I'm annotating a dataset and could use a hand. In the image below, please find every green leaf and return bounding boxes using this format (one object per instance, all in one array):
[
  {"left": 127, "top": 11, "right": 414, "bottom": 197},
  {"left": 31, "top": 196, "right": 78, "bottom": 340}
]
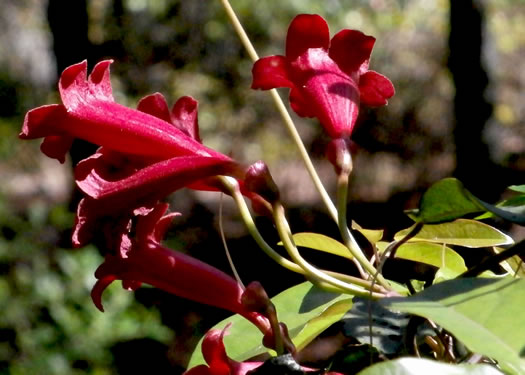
[
  {"left": 509, "top": 185, "right": 525, "bottom": 194},
  {"left": 394, "top": 219, "right": 513, "bottom": 248},
  {"left": 187, "top": 281, "right": 351, "bottom": 367},
  {"left": 415, "top": 178, "right": 485, "bottom": 224},
  {"left": 293, "top": 298, "right": 352, "bottom": 351},
  {"left": 380, "top": 278, "right": 525, "bottom": 374},
  {"left": 279, "top": 232, "right": 353, "bottom": 260},
  {"left": 343, "top": 297, "right": 410, "bottom": 355},
  {"left": 357, "top": 357, "right": 504, "bottom": 375},
  {"left": 378, "top": 242, "right": 467, "bottom": 280},
  {"left": 352, "top": 221, "right": 384, "bottom": 245},
  {"left": 474, "top": 198, "right": 525, "bottom": 226}
]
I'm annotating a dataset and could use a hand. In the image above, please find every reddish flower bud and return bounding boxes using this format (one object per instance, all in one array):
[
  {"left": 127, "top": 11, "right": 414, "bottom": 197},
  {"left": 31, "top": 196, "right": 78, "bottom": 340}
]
[{"left": 244, "top": 161, "right": 280, "bottom": 204}]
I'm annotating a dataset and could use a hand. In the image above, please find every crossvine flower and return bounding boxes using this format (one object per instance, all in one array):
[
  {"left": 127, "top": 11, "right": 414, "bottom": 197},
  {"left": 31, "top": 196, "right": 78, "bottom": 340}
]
[
  {"left": 185, "top": 325, "right": 344, "bottom": 375},
  {"left": 20, "top": 60, "right": 229, "bottom": 163},
  {"left": 251, "top": 14, "right": 395, "bottom": 139},
  {"left": 92, "top": 203, "right": 271, "bottom": 335}
]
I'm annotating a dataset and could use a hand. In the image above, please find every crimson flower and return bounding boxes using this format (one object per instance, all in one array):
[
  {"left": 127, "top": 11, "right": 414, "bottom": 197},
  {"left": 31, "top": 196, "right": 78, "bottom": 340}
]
[
  {"left": 251, "top": 14, "right": 394, "bottom": 139},
  {"left": 20, "top": 60, "right": 228, "bottom": 163},
  {"left": 92, "top": 203, "right": 271, "bottom": 335},
  {"left": 184, "top": 327, "right": 262, "bottom": 375},
  {"left": 185, "top": 326, "right": 344, "bottom": 375}
]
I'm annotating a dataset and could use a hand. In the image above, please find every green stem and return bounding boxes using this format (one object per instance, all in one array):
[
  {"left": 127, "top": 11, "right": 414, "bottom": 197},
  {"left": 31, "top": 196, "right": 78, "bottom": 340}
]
[
  {"left": 335, "top": 153, "right": 391, "bottom": 289},
  {"left": 219, "top": 177, "right": 383, "bottom": 293},
  {"left": 273, "top": 201, "right": 384, "bottom": 299},
  {"left": 219, "top": 0, "right": 338, "bottom": 223}
]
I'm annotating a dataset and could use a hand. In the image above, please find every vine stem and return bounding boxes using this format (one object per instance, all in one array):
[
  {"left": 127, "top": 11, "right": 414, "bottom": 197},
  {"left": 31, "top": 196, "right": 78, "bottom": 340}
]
[
  {"left": 219, "top": 176, "right": 385, "bottom": 294},
  {"left": 335, "top": 155, "right": 391, "bottom": 289},
  {"left": 273, "top": 201, "right": 384, "bottom": 299},
  {"left": 218, "top": 0, "right": 338, "bottom": 223}
]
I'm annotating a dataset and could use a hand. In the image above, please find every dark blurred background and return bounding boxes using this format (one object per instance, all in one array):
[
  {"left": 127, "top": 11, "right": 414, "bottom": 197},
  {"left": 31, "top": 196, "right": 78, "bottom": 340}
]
[{"left": 1, "top": 0, "right": 524, "bottom": 373}]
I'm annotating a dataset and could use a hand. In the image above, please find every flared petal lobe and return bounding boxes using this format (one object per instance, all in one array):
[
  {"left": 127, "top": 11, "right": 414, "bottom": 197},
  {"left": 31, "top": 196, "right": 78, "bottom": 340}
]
[
  {"left": 251, "top": 56, "right": 294, "bottom": 90},
  {"left": 184, "top": 327, "right": 262, "bottom": 375},
  {"left": 59, "top": 60, "right": 114, "bottom": 110},
  {"left": 328, "top": 29, "right": 375, "bottom": 75},
  {"left": 285, "top": 14, "right": 330, "bottom": 60},
  {"left": 358, "top": 70, "right": 395, "bottom": 107}
]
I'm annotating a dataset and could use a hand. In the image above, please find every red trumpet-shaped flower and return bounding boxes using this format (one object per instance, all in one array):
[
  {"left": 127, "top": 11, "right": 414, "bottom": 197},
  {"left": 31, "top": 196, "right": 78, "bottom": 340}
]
[
  {"left": 251, "top": 14, "right": 394, "bottom": 139},
  {"left": 184, "top": 327, "right": 262, "bottom": 375},
  {"left": 20, "top": 60, "right": 228, "bottom": 163},
  {"left": 92, "top": 203, "right": 271, "bottom": 335},
  {"left": 184, "top": 326, "right": 344, "bottom": 375}
]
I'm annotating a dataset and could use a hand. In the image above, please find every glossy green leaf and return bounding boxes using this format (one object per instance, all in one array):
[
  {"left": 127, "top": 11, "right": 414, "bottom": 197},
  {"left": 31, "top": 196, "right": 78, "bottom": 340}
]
[
  {"left": 352, "top": 221, "right": 384, "bottom": 245},
  {"left": 415, "top": 178, "right": 485, "bottom": 224},
  {"left": 381, "top": 277, "right": 525, "bottom": 374},
  {"left": 293, "top": 298, "right": 352, "bottom": 351},
  {"left": 187, "top": 281, "right": 351, "bottom": 367},
  {"left": 509, "top": 185, "right": 525, "bottom": 194},
  {"left": 357, "top": 357, "right": 504, "bottom": 375},
  {"left": 394, "top": 219, "right": 513, "bottom": 248},
  {"left": 279, "top": 232, "right": 353, "bottom": 260},
  {"left": 378, "top": 242, "right": 467, "bottom": 279}
]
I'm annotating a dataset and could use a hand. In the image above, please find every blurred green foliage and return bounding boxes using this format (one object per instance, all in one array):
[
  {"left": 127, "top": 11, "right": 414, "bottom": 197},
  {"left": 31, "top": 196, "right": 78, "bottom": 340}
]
[{"left": 0, "top": 199, "right": 171, "bottom": 374}]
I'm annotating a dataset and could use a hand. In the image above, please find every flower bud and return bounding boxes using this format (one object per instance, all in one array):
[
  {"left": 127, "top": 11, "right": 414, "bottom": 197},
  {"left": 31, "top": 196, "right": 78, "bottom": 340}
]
[
  {"left": 241, "top": 281, "right": 271, "bottom": 314},
  {"left": 244, "top": 161, "right": 280, "bottom": 204}
]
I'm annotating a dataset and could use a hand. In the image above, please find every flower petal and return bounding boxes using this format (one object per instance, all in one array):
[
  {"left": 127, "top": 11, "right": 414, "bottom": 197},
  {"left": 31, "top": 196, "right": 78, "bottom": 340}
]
[
  {"left": 91, "top": 275, "right": 117, "bottom": 312},
  {"left": 329, "top": 29, "right": 375, "bottom": 75},
  {"left": 201, "top": 328, "right": 232, "bottom": 375},
  {"left": 40, "top": 135, "right": 74, "bottom": 164},
  {"left": 359, "top": 70, "right": 395, "bottom": 107},
  {"left": 59, "top": 60, "right": 114, "bottom": 111},
  {"left": 293, "top": 49, "right": 360, "bottom": 138},
  {"left": 75, "top": 153, "right": 240, "bottom": 208},
  {"left": 171, "top": 96, "right": 201, "bottom": 142},
  {"left": 135, "top": 202, "right": 180, "bottom": 244},
  {"left": 286, "top": 14, "right": 330, "bottom": 61},
  {"left": 137, "top": 92, "right": 172, "bottom": 123},
  {"left": 20, "top": 105, "right": 75, "bottom": 162},
  {"left": 20, "top": 104, "right": 67, "bottom": 139},
  {"left": 289, "top": 87, "right": 317, "bottom": 118},
  {"left": 88, "top": 60, "right": 114, "bottom": 101},
  {"left": 138, "top": 94, "right": 201, "bottom": 142},
  {"left": 251, "top": 56, "right": 293, "bottom": 90}
]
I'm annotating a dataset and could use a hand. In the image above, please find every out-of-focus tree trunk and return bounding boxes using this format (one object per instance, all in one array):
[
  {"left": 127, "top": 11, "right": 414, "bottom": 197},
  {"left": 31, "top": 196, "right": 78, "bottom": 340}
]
[
  {"left": 47, "top": 0, "right": 91, "bottom": 74},
  {"left": 448, "top": 0, "right": 511, "bottom": 200},
  {"left": 47, "top": 0, "right": 97, "bottom": 167}
]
